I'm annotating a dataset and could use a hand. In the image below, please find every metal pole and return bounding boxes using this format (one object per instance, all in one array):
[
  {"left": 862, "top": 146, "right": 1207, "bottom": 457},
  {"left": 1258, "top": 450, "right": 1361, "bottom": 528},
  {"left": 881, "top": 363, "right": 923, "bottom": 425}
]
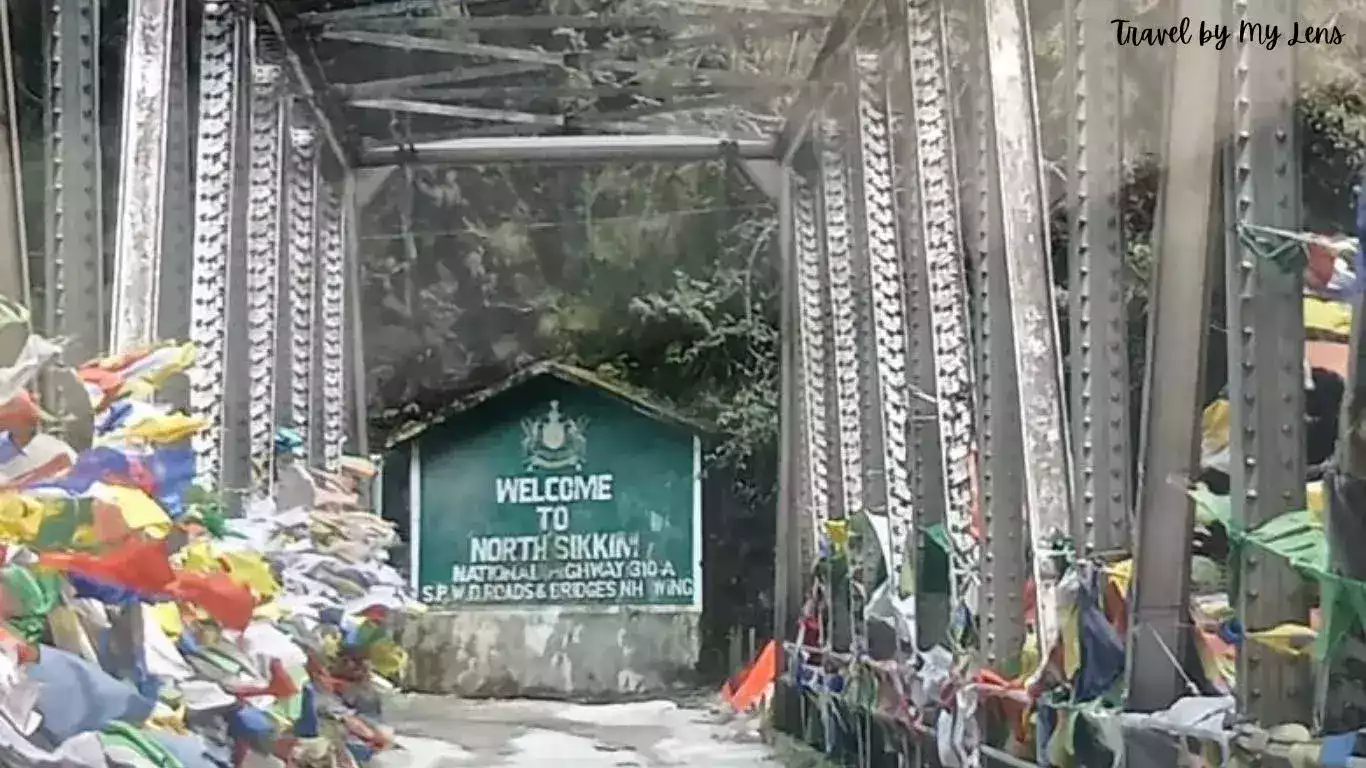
[
  {"left": 886, "top": 33, "right": 950, "bottom": 650},
  {"left": 1063, "top": 0, "right": 1130, "bottom": 557},
  {"left": 847, "top": 46, "right": 914, "bottom": 613},
  {"left": 982, "top": 0, "right": 1074, "bottom": 662},
  {"left": 952, "top": 0, "right": 1025, "bottom": 673},
  {"left": 792, "top": 163, "right": 835, "bottom": 569},
  {"left": 359, "top": 135, "right": 776, "bottom": 167},
  {"left": 0, "top": 0, "right": 26, "bottom": 306},
  {"left": 246, "top": 61, "right": 286, "bottom": 486},
  {"left": 1127, "top": 11, "right": 1221, "bottom": 711},
  {"left": 284, "top": 118, "right": 319, "bottom": 463},
  {"left": 44, "top": 0, "right": 104, "bottom": 366},
  {"left": 314, "top": 180, "right": 346, "bottom": 470},
  {"left": 111, "top": 0, "right": 177, "bottom": 353},
  {"left": 903, "top": 0, "right": 980, "bottom": 642},
  {"left": 1223, "top": 0, "right": 1309, "bottom": 726},
  {"left": 772, "top": 161, "right": 800, "bottom": 732},
  {"left": 189, "top": 0, "right": 247, "bottom": 489},
  {"left": 342, "top": 170, "right": 370, "bottom": 457},
  {"left": 158, "top": 0, "right": 193, "bottom": 392},
  {"left": 816, "top": 112, "right": 862, "bottom": 654}
]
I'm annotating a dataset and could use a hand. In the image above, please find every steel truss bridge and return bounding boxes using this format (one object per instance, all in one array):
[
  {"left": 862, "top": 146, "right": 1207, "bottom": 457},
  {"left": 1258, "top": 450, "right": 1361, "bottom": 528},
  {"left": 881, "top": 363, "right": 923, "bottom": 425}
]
[{"left": 0, "top": 0, "right": 1348, "bottom": 762}]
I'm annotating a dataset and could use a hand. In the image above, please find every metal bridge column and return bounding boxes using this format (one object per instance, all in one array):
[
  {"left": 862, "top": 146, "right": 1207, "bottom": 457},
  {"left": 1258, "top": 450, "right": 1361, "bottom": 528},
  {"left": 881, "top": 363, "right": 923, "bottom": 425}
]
[
  {"left": 342, "top": 172, "right": 370, "bottom": 459},
  {"left": 314, "top": 179, "right": 347, "bottom": 470},
  {"left": 280, "top": 119, "right": 319, "bottom": 467},
  {"left": 1223, "top": 0, "right": 1310, "bottom": 726},
  {"left": 982, "top": 0, "right": 1075, "bottom": 663},
  {"left": 189, "top": 0, "right": 254, "bottom": 496},
  {"left": 885, "top": 39, "right": 949, "bottom": 650},
  {"left": 950, "top": 0, "right": 1026, "bottom": 673},
  {"left": 791, "top": 155, "right": 839, "bottom": 647},
  {"left": 158, "top": 0, "right": 193, "bottom": 404},
  {"left": 814, "top": 108, "right": 868, "bottom": 653},
  {"left": 845, "top": 45, "right": 915, "bottom": 646},
  {"left": 1127, "top": 5, "right": 1221, "bottom": 711},
  {"left": 1063, "top": 0, "right": 1130, "bottom": 558},
  {"left": 111, "top": 0, "right": 179, "bottom": 354},
  {"left": 245, "top": 58, "right": 287, "bottom": 488},
  {"left": 44, "top": 0, "right": 104, "bottom": 367},
  {"left": 900, "top": 0, "right": 980, "bottom": 648}
]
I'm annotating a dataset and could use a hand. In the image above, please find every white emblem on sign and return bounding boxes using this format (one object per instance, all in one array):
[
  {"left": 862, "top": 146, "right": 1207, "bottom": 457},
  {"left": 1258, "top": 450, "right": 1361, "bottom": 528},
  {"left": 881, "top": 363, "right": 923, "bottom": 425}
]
[{"left": 521, "top": 400, "right": 588, "bottom": 471}]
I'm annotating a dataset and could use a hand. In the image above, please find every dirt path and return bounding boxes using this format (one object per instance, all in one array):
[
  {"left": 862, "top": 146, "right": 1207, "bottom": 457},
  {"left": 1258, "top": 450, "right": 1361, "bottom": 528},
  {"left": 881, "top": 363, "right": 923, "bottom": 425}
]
[{"left": 374, "top": 696, "right": 776, "bottom": 767}]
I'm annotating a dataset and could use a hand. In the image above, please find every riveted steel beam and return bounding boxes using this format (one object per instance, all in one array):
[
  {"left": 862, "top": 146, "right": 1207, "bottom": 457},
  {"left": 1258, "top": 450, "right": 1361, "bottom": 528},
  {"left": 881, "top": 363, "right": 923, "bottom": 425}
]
[
  {"left": 774, "top": 162, "right": 805, "bottom": 683},
  {"left": 44, "top": 0, "right": 104, "bottom": 367},
  {"left": 159, "top": 0, "right": 193, "bottom": 378},
  {"left": 982, "top": 0, "right": 1074, "bottom": 660},
  {"left": 792, "top": 161, "right": 836, "bottom": 564},
  {"left": 902, "top": 0, "right": 979, "bottom": 645},
  {"left": 816, "top": 115, "right": 864, "bottom": 529},
  {"left": 111, "top": 0, "right": 178, "bottom": 353},
  {"left": 1127, "top": 10, "right": 1221, "bottom": 712},
  {"left": 282, "top": 118, "right": 320, "bottom": 465},
  {"left": 189, "top": 0, "right": 250, "bottom": 491},
  {"left": 359, "top": 135, "right": 775, "bottom": 167},
  {"left": 814, "top": 111, "right": 866, "bottom": 656},
  {"left": 1223, "top": 0, "right": 1310, "bottom": 725},
  {"left": 1063, "top": 0, "right": 1130, "bottom": 557},
  {"left": 949, "top": 0, "right": 1025, "bottom": 672},
  {"left": 246, "top": 60, "right": 287, "bottom": 487},
  {"left": 314, "top": 181, "right": 346, "bottom": 470},
  {"left": 342, "top": 171, "right": 369, "bottom": 458},
  {"left": 882, "top": 35, "right": 950, "bottom": 650},
  {"left": 846, "top": 48, "right": 915, "bottom": 607}
]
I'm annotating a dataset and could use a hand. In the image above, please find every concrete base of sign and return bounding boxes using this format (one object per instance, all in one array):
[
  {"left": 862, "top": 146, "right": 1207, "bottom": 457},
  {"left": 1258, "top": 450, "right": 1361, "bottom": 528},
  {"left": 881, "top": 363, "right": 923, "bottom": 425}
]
[{"left": 401, "top": 608, "right": 701, "bottom": 699}]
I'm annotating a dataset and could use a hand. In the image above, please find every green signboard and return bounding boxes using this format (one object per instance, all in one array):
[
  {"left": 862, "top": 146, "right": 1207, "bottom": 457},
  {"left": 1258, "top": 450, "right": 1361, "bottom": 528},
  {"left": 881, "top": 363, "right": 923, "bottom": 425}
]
[{"left": 414, "top": 377, "right": 701, "bottom": 609}]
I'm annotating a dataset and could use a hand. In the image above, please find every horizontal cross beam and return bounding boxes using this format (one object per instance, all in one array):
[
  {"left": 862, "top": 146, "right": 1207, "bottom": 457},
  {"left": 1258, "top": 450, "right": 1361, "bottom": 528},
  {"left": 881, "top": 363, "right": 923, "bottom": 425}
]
[{"left": 358, "top": 133, "right": 775, "bottom": 166}]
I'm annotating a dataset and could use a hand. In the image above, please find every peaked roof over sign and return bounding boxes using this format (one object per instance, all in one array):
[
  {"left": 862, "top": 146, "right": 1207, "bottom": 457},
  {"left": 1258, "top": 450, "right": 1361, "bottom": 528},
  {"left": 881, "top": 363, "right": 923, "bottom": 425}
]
[{"left": 384, "top": 359, "right": 710, "bottom": 449}]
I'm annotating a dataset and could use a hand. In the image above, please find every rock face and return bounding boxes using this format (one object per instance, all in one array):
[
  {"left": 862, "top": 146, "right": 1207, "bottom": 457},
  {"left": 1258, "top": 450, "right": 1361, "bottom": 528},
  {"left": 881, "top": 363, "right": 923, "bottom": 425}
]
[{"left": 402, "top": 609, "right": 700, "bottom": 699}]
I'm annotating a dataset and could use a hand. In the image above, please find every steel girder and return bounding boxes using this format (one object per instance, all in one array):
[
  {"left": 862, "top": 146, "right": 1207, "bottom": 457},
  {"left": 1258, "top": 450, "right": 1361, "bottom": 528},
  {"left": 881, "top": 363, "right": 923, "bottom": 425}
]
[
  {"left": 791, "top": 159, "right": 835, "bottom": 567},
  {"left": 283, "top": 120, "right": 319, "bottom": 467},
  {"left": 1127, "top": 6, "right": 1221, "bottom": 712},
  {"left": 1063, "top": 0, "right": 1130, "bottom": 558},
  {"left": 813, "top": 112, "right": 864, "bottom": 654},
  {"left": 900, "top": 0, "right": 979, "bottom": 646},
  {"left": 189, "top": 1, "right": 248, "bottom": 491},
  {"left": 158, "top": 0, "right": 193, "bottom": 402},
  {"left": 246, "top": 61, "right": 287, "bottom": 486},
  {"left": 315, "top": 181, "right": 347, "bottom": 470},
  {"left": 111, "top": 0, "right": 179, "bottom": 353},
  {"left": 949, "top": 0, "right": 1025, "bottom": 672},
  {"left": 342, "top": 174, "right": 369, "bottom": 460},
  {"left": 1223, "top": 0, "right": 1310, "bottom": 725},
  {"left": 981, "top": 0, "right": 1074, "bottom": 663},
  {"left": 44, "top": 0, "right": 105, "bottom": 370},
  {"left": 845, "top": 48, "right": 914, "bottom": 632}
]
